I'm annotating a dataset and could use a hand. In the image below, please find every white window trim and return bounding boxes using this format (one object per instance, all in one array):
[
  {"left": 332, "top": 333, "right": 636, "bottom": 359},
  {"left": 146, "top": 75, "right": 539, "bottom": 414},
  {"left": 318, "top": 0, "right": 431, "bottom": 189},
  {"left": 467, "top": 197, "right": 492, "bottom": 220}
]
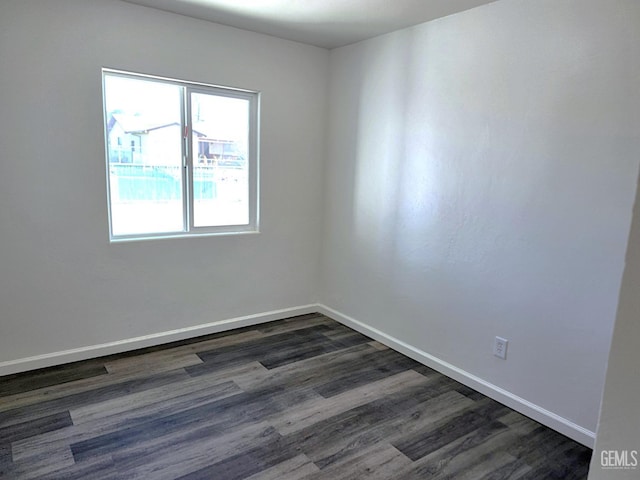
[{"left": 102, "top": 68, "right": 260, "bottom": 242}]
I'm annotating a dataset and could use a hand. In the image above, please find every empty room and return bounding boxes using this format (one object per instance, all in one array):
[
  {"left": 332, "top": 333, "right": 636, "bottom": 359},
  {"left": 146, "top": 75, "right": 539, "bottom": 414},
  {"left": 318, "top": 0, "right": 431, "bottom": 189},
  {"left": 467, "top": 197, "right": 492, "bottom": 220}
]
[{"left": 0, "top": 0, "right": 638, "bottom": 478}]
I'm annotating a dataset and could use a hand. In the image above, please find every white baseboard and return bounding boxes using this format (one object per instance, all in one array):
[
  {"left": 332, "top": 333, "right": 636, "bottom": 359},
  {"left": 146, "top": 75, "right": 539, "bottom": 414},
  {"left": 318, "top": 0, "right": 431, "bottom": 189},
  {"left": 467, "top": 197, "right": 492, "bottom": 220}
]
[
  {"left": 317, "top": 304, "right": 595, "bottom": 448},
  {"left": 0, "top": 305, "right": 318, "bottom": 377}
]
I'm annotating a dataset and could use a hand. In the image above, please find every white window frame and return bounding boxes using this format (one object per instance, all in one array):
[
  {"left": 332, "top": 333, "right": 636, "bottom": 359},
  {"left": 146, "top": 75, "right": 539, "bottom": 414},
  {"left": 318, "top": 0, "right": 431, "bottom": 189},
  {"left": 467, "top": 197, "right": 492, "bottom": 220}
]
[{"left": 102, "top": 68, "right": 260, "bottom": 242}]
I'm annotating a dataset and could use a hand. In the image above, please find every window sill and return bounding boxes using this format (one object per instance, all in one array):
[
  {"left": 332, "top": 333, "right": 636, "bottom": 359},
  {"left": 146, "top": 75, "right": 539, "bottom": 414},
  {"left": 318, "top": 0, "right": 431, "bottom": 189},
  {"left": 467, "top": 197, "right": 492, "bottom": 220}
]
[{"left": 109, "top": 229, "right": 260, "bottom": 243}]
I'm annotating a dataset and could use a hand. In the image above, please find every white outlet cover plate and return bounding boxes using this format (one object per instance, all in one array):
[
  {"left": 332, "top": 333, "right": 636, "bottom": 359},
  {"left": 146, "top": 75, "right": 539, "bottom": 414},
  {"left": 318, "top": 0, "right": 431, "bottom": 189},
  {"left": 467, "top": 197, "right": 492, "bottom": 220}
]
[{"left": 494, "top": 336, "right": 508, "bottom": 359}]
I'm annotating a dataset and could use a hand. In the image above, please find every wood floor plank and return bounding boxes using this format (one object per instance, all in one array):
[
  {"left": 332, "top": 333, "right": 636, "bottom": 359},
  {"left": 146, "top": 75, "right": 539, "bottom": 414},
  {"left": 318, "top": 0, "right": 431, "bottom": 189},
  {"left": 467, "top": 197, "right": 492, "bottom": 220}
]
[
  {"left": 453, "top": 383, "right": 488, "bottom": 401},
  {"left": 256, "top": 313, "right": 331, "bottom": 334},
  {"left": 0, "top": 362, "right": 107, "bottom": 398},
  {"left": 103, "top": 351, "right": 202, "bottom": 375},
  {"left": 185, "top": 325, "right": 338, "bottom": 376},
  {"left": 393, "top": 396, "right": 511, "bottom": 461},
  {"left": 0, "top": 313, "right": 592, "bottom": 480},
  {"left": 259, "top": 331, "right": 371, "bottom": 370},
  {"left": 479, "top": 457, "right": 532, "bottom": 480},
  {"left": 69, "top": 390, "right": 271, "bottom": 463},
  {"left": 317, "top": 322, "right": 364, "bottom": 340},
  {"left": 312, "top": 348, "right": 421, "bottom": 398},
  {"left": 412, "top": 363, "right": 443, "bottom": 379},
  {"left": 398, "top": 425, "right": 527, "bottom": 480},
  {"left": 231, "top": 343, "right": 379, "bottom": 392},
  {"left": 69, "top": 367, "right": 254, "bottom": 425},
  {"left": 275, "top": 379, "right": 462, "bottom": 462},
  {"left": 173, "top": 433, "right": 301, "bottom": 480},
  {"left": 408, "top": 450, "right": 518, "bottom": 480},
  {"left": 505, "top": 424, "right": 588, "bottom": 465},
  {"left": 144, "top": 329, "right": 266, "bottom": 358},
  {"left": 244, "top": 454, "right": 320, "bottom": 480},
  {"left": 0, "top": 369, "right": 190, "bottom": 429},
  {"left": 0, "top": 366, "right": 191, "bottom": 417},
  {"left": 113, "top": 422, "right": 280, "bottom": 480},
  {"left": 69, "top": 382, "right": 320, "bottom": 464},
  {"left": 277, "top": 380, "right": 464, "bottom": 461},
  {"left": 305, "top": 390, "right": 475, "bottom": 469},
  {"left": 368, "top": 340, "right": 389, "bottom": 350},
  {"left": 496, "top": 411, "right": 541, "bottom": 435},
  {"left": 273, "top": 369, "right": 430, "bottom": 435},
  {"left": 233, "top": 343, "right": 423, "bottom": 405},
  {"left": 0, "top": 443, "right": 13, "bottom": 479},
  {"left": 400, "top": 420, "right": 522, "bottom": 479},
  {"left": 304, "top": 443, "right": 412, "bottom": 480},
  {"left": 10, "top": 444, "right": 75, "bottom": 480},
  {"left": 197, "top": 325, "right": 333, "bottom": 359},
  {"left": 26, "top": 455, "right": 118, "bottom": 480},
  {"left": 0, "top": 411, "right": 72, "bottom": 444},
  {"left": 12, "top": 379, "right": 241, "bottom": 462},
  {"left": 511, "top": 436, "right": 592, "bottom": 480}
]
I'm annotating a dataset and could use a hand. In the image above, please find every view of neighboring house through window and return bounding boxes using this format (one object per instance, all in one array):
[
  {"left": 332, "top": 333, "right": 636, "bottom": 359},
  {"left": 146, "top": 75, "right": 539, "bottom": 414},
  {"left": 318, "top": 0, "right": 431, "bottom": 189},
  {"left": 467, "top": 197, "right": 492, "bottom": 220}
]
[{"left": 103, "top": 70, "right": 259, "bottom": 240}]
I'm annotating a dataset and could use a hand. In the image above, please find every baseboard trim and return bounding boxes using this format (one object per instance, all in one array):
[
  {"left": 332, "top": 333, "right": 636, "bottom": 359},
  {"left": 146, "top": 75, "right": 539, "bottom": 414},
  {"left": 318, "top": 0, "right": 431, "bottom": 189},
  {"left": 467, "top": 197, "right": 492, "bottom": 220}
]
[
  {"left": 317, "top": 304, "right": 596, "bottom": 448},
  {"left": 0, "top": 304, "right": 318, "bottom": 377}
]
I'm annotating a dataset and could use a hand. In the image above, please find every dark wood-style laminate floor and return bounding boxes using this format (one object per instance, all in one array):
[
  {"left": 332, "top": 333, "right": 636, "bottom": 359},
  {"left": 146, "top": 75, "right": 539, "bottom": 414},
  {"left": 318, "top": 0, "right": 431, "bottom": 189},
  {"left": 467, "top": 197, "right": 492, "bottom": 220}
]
[{"left": 0, "top": 313, "right": 591, "bottom": 479}]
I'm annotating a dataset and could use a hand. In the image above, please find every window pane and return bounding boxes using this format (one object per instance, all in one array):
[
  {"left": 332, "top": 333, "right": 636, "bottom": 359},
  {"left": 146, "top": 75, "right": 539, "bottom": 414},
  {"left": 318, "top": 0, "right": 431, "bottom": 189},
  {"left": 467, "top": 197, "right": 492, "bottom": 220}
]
[
  {"left": 105, "top": 75, "right": 184, "bottom": 236},
  {"left": 191, "top": 93, "right": 250, "bottom": 227}
]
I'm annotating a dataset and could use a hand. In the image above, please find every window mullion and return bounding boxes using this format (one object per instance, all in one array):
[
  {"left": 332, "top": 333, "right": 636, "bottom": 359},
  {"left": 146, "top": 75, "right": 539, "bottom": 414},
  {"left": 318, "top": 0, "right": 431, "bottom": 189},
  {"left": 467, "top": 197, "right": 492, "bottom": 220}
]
[{"left": 183, "top": 87, "right": 195, "bottom": 232}]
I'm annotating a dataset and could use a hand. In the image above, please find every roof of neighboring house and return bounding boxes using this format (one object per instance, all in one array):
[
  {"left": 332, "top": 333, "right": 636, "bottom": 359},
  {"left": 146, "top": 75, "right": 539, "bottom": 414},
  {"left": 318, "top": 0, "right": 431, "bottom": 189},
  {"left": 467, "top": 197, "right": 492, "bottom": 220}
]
[
  {"left": 110, "top": 113, "right": 174, "bottom": 133},
  {"left": 108, "top": 113, "right": 207, "bottom": 136},
  {"left": 192, "top": 121, "right": 244, "bottom": 142}
]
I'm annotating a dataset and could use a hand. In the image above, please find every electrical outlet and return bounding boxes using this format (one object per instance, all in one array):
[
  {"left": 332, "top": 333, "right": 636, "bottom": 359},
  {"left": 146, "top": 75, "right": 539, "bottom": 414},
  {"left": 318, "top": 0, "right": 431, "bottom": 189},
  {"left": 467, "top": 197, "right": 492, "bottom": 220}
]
[{"left": 494, "top": 336, "right": 508, "bottom": 360}]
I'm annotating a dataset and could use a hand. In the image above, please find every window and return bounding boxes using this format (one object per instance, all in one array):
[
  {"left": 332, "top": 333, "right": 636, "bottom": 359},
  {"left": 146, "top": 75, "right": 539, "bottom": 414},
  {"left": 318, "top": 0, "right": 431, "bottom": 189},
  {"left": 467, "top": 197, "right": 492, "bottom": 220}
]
[{"left": 102, "top": 69, "right": 259, "bottom": 241}]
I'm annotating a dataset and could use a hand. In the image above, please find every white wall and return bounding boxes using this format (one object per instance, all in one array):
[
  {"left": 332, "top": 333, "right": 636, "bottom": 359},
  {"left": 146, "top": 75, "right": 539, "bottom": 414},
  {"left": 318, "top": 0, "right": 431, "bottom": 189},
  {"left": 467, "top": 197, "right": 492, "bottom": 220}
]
[
  {"left": 321, "top": 0, "right": 640, "bottom": 437},
  {"left": 0, "top": 0, "right": 328, "bottom": 366},
  {"left": 589, "top": 175, "right": 640, "bottom": 478}
]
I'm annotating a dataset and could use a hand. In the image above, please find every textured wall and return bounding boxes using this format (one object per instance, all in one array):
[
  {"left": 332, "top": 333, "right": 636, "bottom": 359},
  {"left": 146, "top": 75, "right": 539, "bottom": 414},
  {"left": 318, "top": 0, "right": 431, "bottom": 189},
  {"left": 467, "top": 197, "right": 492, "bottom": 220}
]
[
  {"left": 321, "top": 0, "right": 640, "bottom": 434},
  {"left": 0, "top": 0, "right": 328, "bottom": 363},
  {"left": 589, "top": 175, "right": 640, "bottom": 477}
]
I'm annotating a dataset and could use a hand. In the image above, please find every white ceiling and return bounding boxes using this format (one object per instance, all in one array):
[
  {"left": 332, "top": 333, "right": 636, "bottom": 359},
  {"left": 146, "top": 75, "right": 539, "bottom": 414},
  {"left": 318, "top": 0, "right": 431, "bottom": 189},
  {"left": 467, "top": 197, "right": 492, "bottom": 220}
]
[{"left": 121, "top": 0, "right": 499, "bottom": 49}]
